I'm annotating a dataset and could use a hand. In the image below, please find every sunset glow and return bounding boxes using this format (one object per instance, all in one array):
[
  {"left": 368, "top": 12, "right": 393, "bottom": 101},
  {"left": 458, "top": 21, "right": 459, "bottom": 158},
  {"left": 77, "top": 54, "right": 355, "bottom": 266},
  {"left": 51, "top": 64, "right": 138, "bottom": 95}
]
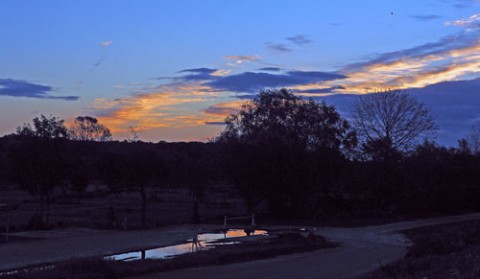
[{"left": 1, "top": 1, "right": 480, "bottom": 145}]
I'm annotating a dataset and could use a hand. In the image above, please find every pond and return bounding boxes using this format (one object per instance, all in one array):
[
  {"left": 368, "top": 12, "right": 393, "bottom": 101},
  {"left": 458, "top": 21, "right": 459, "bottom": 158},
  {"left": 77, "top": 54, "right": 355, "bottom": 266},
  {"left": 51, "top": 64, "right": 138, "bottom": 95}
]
[{"left": 106, "top": 229, "right": 268, "bottom": 261}]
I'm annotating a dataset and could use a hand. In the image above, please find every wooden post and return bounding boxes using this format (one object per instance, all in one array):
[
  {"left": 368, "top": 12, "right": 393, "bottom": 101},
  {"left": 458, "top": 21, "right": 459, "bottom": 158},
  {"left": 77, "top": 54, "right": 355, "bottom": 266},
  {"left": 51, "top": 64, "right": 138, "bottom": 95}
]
[
  {"left": 5, "top": 210, "right": 10, "bottom": 243},
  {"left": 223, "top": 216, "right": 227, "bottom": 228},
  {"left": 251, "top": 214, "right": 256, "bottom": 226},
  {"left": 123, "top": 210, "right": 127, "bottom": 231}
]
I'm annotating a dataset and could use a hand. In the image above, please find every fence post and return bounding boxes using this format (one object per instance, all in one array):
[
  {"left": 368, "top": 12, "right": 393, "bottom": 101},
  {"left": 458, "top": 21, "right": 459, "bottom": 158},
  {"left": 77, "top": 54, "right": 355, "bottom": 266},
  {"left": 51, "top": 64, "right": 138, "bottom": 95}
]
[
  {"left": 223, "top": 216, "right": 227, "bottom": 227},
  {"left": 5, "top": 210, "right": 10, "bottom": 243},
  {"left": 251, "top": 214, "right": 256, "bottom": 226}
]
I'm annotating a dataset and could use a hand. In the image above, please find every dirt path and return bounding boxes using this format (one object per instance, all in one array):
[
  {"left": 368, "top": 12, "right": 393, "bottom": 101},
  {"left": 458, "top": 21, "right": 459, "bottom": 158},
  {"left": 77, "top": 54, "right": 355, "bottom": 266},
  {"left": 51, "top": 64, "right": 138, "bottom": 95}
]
[
  {"left": 135, "top": 213, "right": 480, "bottom": 279},
  {"left": 1, "top": 213, "right": 480, "bottom": 277}
]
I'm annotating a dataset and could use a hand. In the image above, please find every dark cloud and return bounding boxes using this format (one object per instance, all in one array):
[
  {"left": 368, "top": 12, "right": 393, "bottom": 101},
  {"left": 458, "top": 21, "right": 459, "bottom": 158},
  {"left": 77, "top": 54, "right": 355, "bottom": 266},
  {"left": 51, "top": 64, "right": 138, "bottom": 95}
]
[
  {"left": 258, "top": 67, "right": 283, "bottom": 72},
  {"left": 288, "top": 71, "right": 346, "bottom": 81},
  {"left": 203, "top": 105, "right": 236, "bottom": 116},
  {"left": 235, "top": 94, "right": 256, "bottom": 99},
  {"left": 265, "top": 42, "right": 292, "bottom": 52},
  {"left": 410, "top": 14, "right": 443, "bottom": 21},
  {"left": 0, "top": 79, "right": 79, "bottom": 101},
  {"left": 207, "top": 71, "right": 346, "bottom": 93},
  {"left": 178, "top": 68, "right": 217, "bottom": 74},
  {"left": 296, "top": 86, "right": 345, "bottom": 94},
  {"left": 205, "top": 121, "right": 226, "bottom": 125},
  {"left": 176, "top": 67, "right": 218, "bottom": 81},
  {"left": 203, "top": 103, "right": 240, "bottom": 117},
  {"left": 286, "top": 35, "right": 313, "bottom": 45},
  {"left": 409, "top": 78, "right": 480, "bottom": 146}
]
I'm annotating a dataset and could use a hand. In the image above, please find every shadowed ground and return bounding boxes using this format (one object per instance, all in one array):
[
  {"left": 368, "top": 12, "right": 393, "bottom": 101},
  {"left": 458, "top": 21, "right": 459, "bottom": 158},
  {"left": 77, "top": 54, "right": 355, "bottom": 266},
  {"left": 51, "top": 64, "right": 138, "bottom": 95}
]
[
  {"left": 1, "top": 213, "right": 480, "bottom": 278},
  {"left": 133, "top": 213, "right": 480, "bottom": 279}
]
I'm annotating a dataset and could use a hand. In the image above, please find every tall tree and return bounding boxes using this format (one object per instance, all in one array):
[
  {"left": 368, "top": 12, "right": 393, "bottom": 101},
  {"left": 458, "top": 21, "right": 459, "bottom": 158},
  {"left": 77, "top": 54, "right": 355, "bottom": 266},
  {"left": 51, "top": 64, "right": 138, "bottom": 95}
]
[
  {"left": 466, "top": 125, "right": 480, "bottom": 155},
  {"left": 219, "top": 88, "right": 356, "bottom": 152},
  {"left": 352, "top": 90, "right": 437, "bottom": 157},
  {"left": 218, "top": 89, "right": 354, "bottom": 218},
  {"left": 16, "top": 115, "right": 68, "bottom": 139},
  {"left": 69, "top": 116, "right": 112, "bottom": 141}
]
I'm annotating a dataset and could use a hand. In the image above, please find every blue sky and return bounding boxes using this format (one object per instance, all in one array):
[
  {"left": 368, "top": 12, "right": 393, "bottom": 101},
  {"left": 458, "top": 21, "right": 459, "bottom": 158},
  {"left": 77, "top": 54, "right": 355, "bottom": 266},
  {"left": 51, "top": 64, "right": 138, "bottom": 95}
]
[{"left": 1, "top": 0, "right": 480, "bottom": 145}]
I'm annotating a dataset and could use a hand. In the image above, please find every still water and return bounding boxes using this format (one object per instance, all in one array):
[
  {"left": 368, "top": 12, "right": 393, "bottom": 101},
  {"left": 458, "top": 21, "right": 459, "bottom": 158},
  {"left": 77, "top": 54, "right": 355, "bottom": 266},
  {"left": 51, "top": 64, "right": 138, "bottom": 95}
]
[{"left": 107, "top": 229, "right": 268, "bottom": 261}]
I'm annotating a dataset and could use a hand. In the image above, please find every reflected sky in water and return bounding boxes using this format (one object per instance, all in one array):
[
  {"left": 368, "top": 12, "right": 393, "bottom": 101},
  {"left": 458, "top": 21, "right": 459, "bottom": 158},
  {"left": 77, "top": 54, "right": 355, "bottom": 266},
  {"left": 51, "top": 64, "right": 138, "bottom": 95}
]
[{"left": 107, "top": 229, "right": 268, "bottom": 261}]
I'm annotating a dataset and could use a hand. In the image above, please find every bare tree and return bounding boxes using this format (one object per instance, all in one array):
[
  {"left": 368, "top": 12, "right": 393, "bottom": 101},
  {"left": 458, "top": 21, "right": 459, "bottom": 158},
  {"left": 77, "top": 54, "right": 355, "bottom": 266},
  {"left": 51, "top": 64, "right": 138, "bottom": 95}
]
[
  {"left": 352, "top": 90, "right": 437, "bottom": 154},
  {"left": 69, "top": 116, "right": 112, "bottom": 141},
  {"left": 127, "top": 125, "right": 143, "bottom": 142},
  {"left": 465, "top": 125, "right": 480, "bottom": 154}
]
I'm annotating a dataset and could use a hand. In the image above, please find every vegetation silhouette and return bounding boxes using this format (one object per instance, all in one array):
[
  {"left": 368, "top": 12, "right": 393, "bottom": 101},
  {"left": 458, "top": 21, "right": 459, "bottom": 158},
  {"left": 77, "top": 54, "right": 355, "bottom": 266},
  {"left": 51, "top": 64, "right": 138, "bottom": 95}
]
[
  {"left": 0, "top": 89, "right": 479, "bottom": 230},
  {"left": 69, "top": 116, "right": 112, "bottom": 142},
  {"left": 352, "top": 89, "right": 437, "bottom": 161}
]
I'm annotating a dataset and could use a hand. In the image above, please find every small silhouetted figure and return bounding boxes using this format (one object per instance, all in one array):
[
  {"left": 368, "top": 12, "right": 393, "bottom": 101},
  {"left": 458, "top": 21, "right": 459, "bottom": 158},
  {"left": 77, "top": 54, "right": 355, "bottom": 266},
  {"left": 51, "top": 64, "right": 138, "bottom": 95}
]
[{"left": 192, "top": 234, "right": 202, "bottom": 251}]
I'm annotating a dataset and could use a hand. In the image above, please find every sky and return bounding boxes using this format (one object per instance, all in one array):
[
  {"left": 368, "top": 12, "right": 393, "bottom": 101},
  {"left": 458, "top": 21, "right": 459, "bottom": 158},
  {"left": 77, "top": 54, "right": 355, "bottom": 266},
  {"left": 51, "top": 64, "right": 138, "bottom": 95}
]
[{"left": 1, "top": 0, "right": 480, "bottom": 145}]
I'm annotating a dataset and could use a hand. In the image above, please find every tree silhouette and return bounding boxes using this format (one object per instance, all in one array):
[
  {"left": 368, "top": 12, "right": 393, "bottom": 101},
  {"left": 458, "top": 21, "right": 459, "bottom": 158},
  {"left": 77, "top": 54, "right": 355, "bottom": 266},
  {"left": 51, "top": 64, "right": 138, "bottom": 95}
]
[
  {"left": 219, "top": 89, "right": 354, "bottom": 218},
  {"left": 352, "top": 90, "right": 437, "bottom": 157},
  {"left": 69, "top": 116, "right": 112, "bottom": 141},
  {"left": 469, "top": 126, "right": 480, "bottom": 155},
  {"left": 7, "top": 138, "right": 69, "bottom": 227},
  {"left": 16, "top": 115, "right": 68, "bottom": 139},
  {"left": 219, "top": 88, "right": 356, "bottom": 152}
]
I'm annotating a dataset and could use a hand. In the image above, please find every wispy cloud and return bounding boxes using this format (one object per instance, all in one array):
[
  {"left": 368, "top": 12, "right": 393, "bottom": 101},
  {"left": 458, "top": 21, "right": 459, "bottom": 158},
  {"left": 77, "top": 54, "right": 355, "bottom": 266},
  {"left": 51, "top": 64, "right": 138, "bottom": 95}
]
[
  {"left": 439, "top": 0, "right": 479, "bottom": 9},
  {"left": 178, "top": 68, "right": 217, "bottom": 75},
  {"left": 332, "top": 29, "right": 480, "bottom": 93},
  {"left": 0, "top": 79, "right": 79, "bottom": 100},
  {"left": 92, "top": 82, "right": 228, "bottom": 135},
  {"left": 410, "top": 14, "right": 443, "bottom": 21},
  {"left": 265, "top": 42, "right": 292, "bottom": 52},
  {"left": 176, "top": 67, "right": 218, "bottom": 81},
  {"left": 100, "top": 40, "right": 113, "bottom": 47},
  {"left": 445, "top": 13, "right": 480, "bottom": 28},
  {"left": 90, "top": 12, "right": 480, "bottom": 142},
  {"left": 258, "top": 67, "right": 283, "bottom": 72},
  {"left": 203, "top": 101, "right": 244, "bottom": 116},
  {"left": 92, "top": 56, "right": 107, "bottom": 69},
  {"left": 286, "top": 35, "right": 313, "bottom": 45},
  {"left": 223, "top": 55, "right": 262, "bottom": 64}
]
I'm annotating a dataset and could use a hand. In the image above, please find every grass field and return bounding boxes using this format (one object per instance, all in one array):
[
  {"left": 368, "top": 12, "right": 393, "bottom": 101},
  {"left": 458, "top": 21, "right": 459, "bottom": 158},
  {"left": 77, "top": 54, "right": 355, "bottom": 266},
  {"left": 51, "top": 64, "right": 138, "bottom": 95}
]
[{"left": 0, "top": 183, "right": 247, "bottom": 232}]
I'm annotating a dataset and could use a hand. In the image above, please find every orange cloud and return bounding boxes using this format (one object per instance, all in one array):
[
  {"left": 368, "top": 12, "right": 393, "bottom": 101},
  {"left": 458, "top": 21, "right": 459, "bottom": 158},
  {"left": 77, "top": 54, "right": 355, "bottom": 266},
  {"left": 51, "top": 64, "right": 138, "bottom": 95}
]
[
  {"left": 203, "top": 101, "right": 244, "bottom": 116},
  {"left": 334, "top": 39, "right": 480, "bottom": 93},
  {"left": 91, "top": 82, "right": 243, "bottom": 141}
]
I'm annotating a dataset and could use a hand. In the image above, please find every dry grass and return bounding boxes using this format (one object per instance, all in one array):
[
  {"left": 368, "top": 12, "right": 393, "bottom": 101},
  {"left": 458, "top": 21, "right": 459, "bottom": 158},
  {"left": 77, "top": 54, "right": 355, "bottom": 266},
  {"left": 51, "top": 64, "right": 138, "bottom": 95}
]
[
  {"left": 360, "top": 220, "right": 480, "bottom": 279},
  {"left": 0, "top": 185, "right": 247, "bottom": 232}
]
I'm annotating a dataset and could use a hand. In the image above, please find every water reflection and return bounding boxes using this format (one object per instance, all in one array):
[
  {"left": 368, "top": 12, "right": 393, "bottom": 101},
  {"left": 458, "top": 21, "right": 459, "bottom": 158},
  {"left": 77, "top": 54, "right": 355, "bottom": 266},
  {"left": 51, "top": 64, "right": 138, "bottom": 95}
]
[{"left": 107, "top": 229, "right": 268, "bottom": 261}]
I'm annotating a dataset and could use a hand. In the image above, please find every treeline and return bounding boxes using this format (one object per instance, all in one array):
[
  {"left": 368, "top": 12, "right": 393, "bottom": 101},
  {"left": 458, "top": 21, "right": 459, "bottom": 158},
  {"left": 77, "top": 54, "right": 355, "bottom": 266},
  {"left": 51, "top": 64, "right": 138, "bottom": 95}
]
[
  {"left": 0, "top": 137, "right": 226, "bottom": 228},
  {"left": 0, "top": 89, "right": 479, "bottom": 226}
]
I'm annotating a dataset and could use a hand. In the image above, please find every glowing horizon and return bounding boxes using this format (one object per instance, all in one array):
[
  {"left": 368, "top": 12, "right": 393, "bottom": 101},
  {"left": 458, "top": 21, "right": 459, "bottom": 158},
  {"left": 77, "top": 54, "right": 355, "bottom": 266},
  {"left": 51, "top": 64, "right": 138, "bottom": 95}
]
[{"left": 1, "top": 1, "right": 480, "bottom": 145}]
